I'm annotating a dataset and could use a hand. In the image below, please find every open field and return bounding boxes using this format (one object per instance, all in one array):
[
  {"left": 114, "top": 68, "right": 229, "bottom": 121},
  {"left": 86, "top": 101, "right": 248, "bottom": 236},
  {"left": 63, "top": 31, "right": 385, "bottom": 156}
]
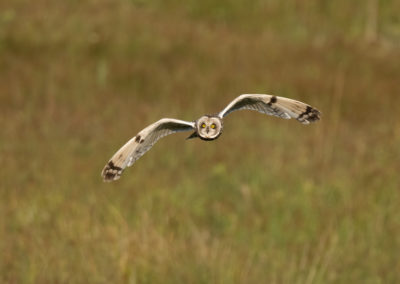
[{"left": 1, "top": 0, "right": 400, "bottom": 283}]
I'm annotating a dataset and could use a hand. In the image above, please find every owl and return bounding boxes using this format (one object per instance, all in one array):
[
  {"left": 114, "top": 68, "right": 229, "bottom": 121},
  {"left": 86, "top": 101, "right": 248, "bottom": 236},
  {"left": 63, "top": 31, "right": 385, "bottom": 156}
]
[{"left": 102, "top": 94, "right": 321, "bottom": 182}]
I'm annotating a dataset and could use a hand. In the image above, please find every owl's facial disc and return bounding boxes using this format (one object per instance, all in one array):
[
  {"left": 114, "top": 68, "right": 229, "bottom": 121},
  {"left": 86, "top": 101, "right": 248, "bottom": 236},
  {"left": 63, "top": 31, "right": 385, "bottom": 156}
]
[{"left": 197, "top": 116, "right": 223, "bottom": 140}]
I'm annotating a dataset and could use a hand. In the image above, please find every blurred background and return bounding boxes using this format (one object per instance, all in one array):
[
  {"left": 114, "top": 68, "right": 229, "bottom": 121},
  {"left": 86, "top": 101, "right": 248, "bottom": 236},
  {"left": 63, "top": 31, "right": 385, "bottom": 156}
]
[{"left": 1, "top": 0, "right": 400, "bottom": 283}]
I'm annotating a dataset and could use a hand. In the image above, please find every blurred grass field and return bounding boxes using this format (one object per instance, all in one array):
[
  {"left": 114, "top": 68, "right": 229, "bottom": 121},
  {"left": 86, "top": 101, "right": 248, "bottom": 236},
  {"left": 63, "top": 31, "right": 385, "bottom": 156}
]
[{"left": 1, "top": 0, "right": 400, "bottom": 283}]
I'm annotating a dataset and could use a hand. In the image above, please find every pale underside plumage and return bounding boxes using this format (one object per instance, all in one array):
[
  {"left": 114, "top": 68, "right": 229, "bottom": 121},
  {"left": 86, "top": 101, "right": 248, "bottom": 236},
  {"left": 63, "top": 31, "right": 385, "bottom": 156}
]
[
  {"left": 102, "top": 94, "right": 321, "bottom": 182},
  {"left": 218, "top": 94, "right": 320, "bottom": 124},
  {"left": 102, "top": 118, "right": 195, "bottom": 181}
]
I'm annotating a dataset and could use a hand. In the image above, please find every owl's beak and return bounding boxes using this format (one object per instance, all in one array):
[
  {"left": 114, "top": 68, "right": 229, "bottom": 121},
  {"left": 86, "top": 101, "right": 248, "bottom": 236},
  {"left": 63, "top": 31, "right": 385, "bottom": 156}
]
[
  {"left": 206, "top": 127, "right": 210, "bottom": 134},
  {"left": 186, "top": 132, "right": 198, "bottom": 140}
]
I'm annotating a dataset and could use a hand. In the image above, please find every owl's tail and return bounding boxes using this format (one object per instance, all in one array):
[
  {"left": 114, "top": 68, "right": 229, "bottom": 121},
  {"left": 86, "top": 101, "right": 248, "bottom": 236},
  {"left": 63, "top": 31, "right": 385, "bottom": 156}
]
[{"left": 186, "top": 132, "right": 199, "bottom": 140}]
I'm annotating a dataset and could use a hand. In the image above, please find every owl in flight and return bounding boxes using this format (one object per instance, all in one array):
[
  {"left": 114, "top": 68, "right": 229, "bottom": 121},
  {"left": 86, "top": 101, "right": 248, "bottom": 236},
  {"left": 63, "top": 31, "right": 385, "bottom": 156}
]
[{"left": 102, "top": 94, "right": 321, "bottom": 182}]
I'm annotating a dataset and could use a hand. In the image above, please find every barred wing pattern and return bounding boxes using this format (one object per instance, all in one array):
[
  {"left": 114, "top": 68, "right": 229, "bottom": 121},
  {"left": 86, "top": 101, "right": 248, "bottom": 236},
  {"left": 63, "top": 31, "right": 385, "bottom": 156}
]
[
  {"left": 102, "top": 118, "right": 195, "bottom": 182},
  {"left": 218, "top": 94, "right": 321, "bottom": 124}
]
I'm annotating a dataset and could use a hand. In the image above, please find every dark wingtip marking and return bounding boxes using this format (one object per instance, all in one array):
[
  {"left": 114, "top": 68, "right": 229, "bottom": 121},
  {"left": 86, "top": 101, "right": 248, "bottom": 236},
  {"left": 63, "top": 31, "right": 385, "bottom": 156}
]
[
  {"left": 298, "top": 106, "right": 321, "bottom": 123},
  {"left": 104, "top": 171, "right": 117, "bottom": 181},
  {"left": 102, "top": 161, "right": 123, "bottom": 182},
  {"left": 108, "top": 161, "right": 122, "bottom": 171},
  {"left": 309, "top": 109, "right": 321, "bottom": 122},
  {"left": 135, "top": 135, "right": 141, "bottom": 143}
]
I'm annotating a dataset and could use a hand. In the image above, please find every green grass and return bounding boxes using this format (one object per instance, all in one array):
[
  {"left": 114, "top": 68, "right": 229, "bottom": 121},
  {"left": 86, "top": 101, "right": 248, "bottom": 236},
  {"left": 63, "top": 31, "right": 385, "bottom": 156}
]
[{"left": 1, "top": 0, "right": 400, "bottom": 283}]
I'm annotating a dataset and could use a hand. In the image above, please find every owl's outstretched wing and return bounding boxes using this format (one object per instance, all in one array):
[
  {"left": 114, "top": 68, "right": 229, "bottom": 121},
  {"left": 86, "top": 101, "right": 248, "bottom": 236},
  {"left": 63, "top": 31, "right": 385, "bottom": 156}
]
[
  {"left": 218, "top": 94, "right": 321, "bottom": 124},
  {"left": 102, "top": 118, "right": 195, "bottom": 182}
]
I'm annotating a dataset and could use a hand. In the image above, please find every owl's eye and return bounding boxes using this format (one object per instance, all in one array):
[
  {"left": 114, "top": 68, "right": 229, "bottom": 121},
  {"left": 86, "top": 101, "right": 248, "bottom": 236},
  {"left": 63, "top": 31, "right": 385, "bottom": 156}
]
[
  {"left": 201, "top": 123, "right": 206, "bottom": 128},
  {"left": 211, "top": 124, "right": 216, "bottom": 129}
]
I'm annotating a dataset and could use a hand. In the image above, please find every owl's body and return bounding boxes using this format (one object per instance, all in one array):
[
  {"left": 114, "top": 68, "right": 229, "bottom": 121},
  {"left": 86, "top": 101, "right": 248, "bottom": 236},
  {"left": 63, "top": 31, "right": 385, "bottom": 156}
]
[
  {"left": 188, "top": 115, "right": 224, "bottom": 141},
  {"left": 102, "top": 94, "right": 321, "bottom": 181}
]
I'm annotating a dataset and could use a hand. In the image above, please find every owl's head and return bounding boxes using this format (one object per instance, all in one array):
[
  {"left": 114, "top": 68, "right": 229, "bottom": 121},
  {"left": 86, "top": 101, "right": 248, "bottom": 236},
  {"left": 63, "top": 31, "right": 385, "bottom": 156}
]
[{"left": 195, "top": 115, "right": 223, "bottom": 140}]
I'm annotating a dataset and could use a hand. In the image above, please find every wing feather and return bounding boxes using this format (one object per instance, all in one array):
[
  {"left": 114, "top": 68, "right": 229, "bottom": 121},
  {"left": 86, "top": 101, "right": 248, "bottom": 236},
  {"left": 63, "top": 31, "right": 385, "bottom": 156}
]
[
  {"left": 218, "top": 94, "right": 320, "bottom": 124},
  {"left": 102, "top": 118, "right": 195, "bottom": 182}
]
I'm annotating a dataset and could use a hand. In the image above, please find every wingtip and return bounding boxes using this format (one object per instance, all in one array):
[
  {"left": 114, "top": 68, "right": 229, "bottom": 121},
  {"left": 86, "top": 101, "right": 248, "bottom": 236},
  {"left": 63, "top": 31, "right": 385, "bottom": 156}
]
[
  {"left": 101, "top": 161, "right": 123, "bottom": 182},
  {"left": 298, "top": 106, "right": 321, "bottom": 124},
  {"left": 309, "top": 108, "right": 322, "bottom": 122}
]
